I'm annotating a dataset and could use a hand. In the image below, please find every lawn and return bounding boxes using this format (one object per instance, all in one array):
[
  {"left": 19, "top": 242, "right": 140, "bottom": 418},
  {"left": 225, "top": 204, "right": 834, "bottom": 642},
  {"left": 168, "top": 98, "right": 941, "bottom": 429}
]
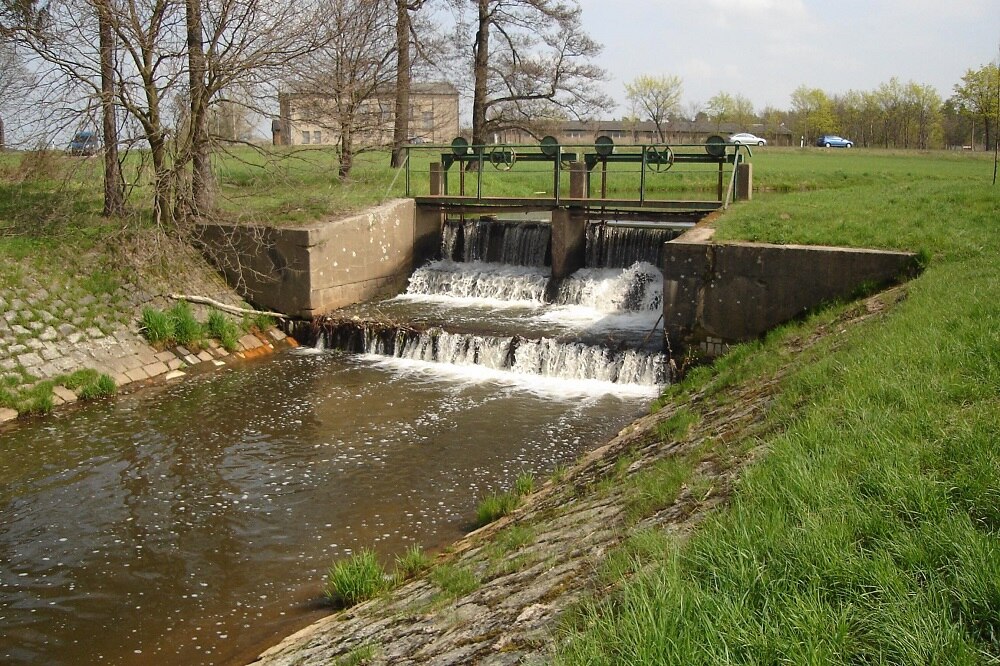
[{"left": 554, "top": 149, "right": 1000, "bottom": 664}]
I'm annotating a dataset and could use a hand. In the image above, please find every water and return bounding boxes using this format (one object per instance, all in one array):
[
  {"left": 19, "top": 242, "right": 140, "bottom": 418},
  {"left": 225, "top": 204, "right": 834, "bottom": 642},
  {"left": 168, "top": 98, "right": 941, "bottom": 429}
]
[
  {"left": 1, "top": 215, "right": 674, "bottom": 665},
  {"left": 0, "top": 352, "right": 648, "bottom": 665}
]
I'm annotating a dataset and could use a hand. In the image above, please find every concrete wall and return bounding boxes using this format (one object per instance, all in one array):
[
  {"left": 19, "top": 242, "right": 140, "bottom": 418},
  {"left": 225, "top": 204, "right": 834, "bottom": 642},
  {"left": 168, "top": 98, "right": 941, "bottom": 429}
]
[
  {"left": 663, "top": 236, "right": 919, "bottom": 357},
  {"left": 197, "top": 199, "right": 429, "bottom": 318}
]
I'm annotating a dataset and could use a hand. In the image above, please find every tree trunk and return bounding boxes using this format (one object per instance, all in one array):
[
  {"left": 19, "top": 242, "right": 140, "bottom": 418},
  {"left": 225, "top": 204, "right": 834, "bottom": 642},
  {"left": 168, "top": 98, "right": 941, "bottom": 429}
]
[
  {"left": 471, "top": 0, "right": 489, "bottom": 149},
  {"left": 389, "top": 0, "right": 411, "bottom": 168},
  {"left": 97, "top": 1, "right": 125, "bottom": 217},
  {"left": 186, "top": 0, "right": 214, "bottom": 216},
  {"left": 339, "top": 131, "right": 353, "bottom": 182}
]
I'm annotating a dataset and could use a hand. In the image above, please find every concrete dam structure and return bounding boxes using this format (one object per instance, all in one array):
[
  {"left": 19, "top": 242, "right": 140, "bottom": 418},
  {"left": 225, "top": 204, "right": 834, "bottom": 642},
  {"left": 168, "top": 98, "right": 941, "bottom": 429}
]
[{"left": 197, "top": 198, "right": 918, "bottom": 367}]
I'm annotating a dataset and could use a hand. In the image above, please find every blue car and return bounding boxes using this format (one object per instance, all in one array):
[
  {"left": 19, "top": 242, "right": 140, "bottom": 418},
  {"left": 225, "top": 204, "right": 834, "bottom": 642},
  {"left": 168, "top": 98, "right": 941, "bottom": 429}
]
[
  {"left": 68, "top": 130, "right": 100, "bottom": 156},
  {"left": 816, "top": 134, "right": 853, "bottom": 148}
]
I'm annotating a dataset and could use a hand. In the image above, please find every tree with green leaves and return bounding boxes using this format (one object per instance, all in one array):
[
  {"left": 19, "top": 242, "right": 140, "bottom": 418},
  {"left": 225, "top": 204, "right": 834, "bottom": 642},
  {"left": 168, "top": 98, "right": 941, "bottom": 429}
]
[
  {"left": 952, "top": 63, "right": 1000, "bottom": 151},
  {"left": 624, "top": 74, "right": 683, "bottom": 142},
  {"left": 790, "top": 85, "right": 836, "bottom": 143},
  {"left": 705, "top": 91, "right": 755, "bottom": 131}
]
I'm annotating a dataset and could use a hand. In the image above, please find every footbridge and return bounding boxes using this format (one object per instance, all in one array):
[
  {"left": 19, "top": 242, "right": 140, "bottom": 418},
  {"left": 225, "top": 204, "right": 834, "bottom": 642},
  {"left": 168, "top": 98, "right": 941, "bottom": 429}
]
[{"left": 404, "top": 135, "right": 754, "bottom": 221}]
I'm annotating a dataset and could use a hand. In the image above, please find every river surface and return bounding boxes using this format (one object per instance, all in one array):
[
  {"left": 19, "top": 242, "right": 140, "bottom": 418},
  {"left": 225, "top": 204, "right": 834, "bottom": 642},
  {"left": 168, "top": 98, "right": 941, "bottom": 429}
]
[{"left": 0, "top": 348, "right": 651, "bottom": 665}]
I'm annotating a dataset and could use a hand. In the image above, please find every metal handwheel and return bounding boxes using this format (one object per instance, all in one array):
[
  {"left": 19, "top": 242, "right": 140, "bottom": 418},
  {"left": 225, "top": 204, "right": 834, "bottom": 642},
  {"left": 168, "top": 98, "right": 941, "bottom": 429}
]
[
  {"left": 644, "top": 145, "right": 674, "bottom": 172},
  {"left": 489, "top": 146, "right": 517, "bottom": 170}
]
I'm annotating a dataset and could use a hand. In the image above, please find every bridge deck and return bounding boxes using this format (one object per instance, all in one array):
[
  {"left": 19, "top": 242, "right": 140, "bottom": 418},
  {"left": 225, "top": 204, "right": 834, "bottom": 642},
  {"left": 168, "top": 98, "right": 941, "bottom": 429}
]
[{"left": 413, "top": 196, "right": 723, "bottom": 214}]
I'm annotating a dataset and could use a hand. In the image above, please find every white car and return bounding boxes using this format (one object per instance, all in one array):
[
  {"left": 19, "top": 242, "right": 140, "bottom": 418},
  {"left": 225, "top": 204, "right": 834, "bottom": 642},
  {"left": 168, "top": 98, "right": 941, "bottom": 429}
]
[{"left": 728, "top": 132, "right": 766, "bottom": 146}]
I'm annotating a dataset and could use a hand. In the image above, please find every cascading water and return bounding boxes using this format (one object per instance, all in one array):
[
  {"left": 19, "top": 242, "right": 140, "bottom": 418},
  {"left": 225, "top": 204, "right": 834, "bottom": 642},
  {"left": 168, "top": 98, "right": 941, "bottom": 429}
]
[
  {"left": 442, "top": 218, "right": 551, "bottom": 266},
  {"left": 318, "top": 322, "right": 667, "bottom": 386},
  {"left": 313, "top": 215, "right": 674, "bottom": 390},
  {"left": 585, "top": 222, "right": 684, "bottom": 268}
]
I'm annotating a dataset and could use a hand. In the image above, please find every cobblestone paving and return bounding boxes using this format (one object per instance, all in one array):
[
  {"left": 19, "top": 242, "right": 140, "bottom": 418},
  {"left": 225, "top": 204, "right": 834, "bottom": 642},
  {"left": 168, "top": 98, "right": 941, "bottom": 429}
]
[{"left": 0, "top": 261, "right": 292, "bottom": 424}]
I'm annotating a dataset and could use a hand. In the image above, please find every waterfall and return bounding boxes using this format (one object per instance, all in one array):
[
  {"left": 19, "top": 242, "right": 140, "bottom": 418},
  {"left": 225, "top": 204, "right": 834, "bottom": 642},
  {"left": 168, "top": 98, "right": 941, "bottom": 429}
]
[
  {"left": 553, "top": 262, "right": 663, "bottom": 312},
  {"left": 316, "top": 321, "right": 668, "bottom": 386},
  {"left": 403, "top": 261, "right": 550, "bottom": 304},
  {"left": 313, "top": 215, "right": 673, "bottom": 389},
  {"left": 585, "top": 223, "right": 683, "bottom": 268},
  {"left": 442, "top": 218, "right": 551, "bottom": 266}
]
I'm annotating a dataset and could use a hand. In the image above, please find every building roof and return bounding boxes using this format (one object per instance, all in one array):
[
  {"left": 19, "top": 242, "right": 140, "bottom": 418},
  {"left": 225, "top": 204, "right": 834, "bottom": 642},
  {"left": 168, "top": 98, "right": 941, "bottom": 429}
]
[{"left": 557, "top": 118, "right": 793, "bottom": 136}]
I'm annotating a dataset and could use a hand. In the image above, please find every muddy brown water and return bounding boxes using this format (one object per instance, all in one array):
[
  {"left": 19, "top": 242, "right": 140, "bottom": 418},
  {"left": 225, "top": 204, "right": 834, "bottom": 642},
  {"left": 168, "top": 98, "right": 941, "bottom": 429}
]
[{"left": 0, "top": 349, "right": 649, "bottom": 665}]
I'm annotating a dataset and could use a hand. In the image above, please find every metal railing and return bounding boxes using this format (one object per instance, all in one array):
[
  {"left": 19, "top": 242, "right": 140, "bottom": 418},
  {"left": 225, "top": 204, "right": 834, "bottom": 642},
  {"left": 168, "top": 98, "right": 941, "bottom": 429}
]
[{"left": 404, "top": 135, "right": 752, "bottom": 210}]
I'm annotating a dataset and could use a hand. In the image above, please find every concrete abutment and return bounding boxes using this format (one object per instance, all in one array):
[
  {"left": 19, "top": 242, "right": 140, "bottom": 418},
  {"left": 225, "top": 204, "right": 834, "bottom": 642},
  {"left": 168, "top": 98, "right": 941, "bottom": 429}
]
[
  {"left": 662, "top": 234, "right": 920, "bottom": 357},
  {"left": 197, "top": 201, "right": 920, "bottom": 361}
]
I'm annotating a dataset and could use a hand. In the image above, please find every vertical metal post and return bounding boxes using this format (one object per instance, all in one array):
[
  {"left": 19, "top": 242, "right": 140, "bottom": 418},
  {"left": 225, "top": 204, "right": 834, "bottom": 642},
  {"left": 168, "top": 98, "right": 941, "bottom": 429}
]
[
  {"left": 717, "top": 160, "right": 724, "bottom": 201},
  {"left": 477, "top": 148, "right": 483, "bottom": 200},
  {"left": 554, "top": 147, "right": 561, "bottom": 204},
  {"left": 639, "top": 146, "right": 647, "bottom": 205},
  {"left": 405, "top": 146, "right": 411, "bottom": 196},
  {"left": 459, "top": 160, "right": 465, "bottom": 196}
]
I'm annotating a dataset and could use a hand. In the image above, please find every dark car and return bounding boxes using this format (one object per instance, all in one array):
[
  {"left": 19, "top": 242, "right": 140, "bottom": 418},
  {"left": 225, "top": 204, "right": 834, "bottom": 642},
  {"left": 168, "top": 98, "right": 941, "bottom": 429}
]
[
  {"left": 816, "top": 134, "right": 853, "bottom": 148},
  {"left": 68, "top": 130, "right": 100, "bottom": 156}
]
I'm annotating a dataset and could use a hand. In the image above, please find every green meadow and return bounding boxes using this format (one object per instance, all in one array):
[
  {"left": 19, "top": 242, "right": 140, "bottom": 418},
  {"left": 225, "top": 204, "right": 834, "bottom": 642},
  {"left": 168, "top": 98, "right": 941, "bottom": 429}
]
[{"left": 555, "top": 149, "right": 1000, "bottom": 664}]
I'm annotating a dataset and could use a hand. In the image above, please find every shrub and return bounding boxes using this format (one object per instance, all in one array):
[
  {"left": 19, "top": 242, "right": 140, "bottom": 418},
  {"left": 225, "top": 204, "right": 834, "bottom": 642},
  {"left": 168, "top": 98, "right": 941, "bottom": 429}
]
[{"left": 324, "top": 549, "right": 390, "bottom": 608}]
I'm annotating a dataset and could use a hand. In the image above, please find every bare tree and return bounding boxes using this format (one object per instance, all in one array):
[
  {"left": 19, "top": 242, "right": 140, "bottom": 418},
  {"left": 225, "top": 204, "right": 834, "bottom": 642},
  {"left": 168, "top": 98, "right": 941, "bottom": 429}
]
[
  {"left": 95, "top": 0, "right": 124, "bottom": 216},
  {"left": 389, "top": 0, "right": 428, "bottom": 168},
  {"left": 461, "top": 0, "right": 608, "bottom": 147},
  {"left": 288, "top": 0, "right": 397, "bottom": 181},
  {"left": 6, "top": 0, "right": 331, "bottom": 225}
]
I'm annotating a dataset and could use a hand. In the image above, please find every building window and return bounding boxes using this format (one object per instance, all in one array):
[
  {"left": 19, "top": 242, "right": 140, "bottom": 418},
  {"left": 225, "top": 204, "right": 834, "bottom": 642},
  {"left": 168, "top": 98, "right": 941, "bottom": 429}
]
[
  {"left": 301, "top": 131, "right": 311, "bottom": 144},
  {"left": 422, "top": 111, "right": 434, "bottom": 131},
  {"left": 313, "top": 130, "right": 322, "bottom": 144}
]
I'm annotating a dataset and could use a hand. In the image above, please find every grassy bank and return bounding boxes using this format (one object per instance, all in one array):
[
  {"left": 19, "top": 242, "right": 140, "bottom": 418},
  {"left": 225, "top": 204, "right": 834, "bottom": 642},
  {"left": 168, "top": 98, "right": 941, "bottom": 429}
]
[{"left": 555, "top": 153, "right": 999, "bottom": 663}]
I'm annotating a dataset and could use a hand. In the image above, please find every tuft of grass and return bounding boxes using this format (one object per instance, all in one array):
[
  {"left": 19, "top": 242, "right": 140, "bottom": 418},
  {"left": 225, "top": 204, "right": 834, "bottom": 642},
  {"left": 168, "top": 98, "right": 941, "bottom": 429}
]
[
  {"left": 394, "top": 544, "right": 431, "bottom": 581},
  {"left": 655, "top": 407, "right": 699, "bottom": 441},
  {"left": 141, "top": 307, "right": 174, "bottom": 345},
  {"left": 62, "top": 368, "right": 99, "bottom": 391},
  {"left": 244, "top": 312, "right": 275, "bottom": 333},
  {"left": 475, "top": 490, "right": 521, "bottom": 527},
  {"left": 624, "top": 457, "right": 694, "bottom": 523},
  {"left": 207, "top": 311, "right": 241, "bottom": 352},
  {"left": 333, "top": 643, "right": 377, "bottom": 666},
  {"left": 77, "top": 374, "right": 116, "bottom": 400},
  {"left": 168, "top": 301, "right": 203, "bottom": 347},
  {"left": 514, "top": 471, "right": 535, "bottom": 496},
  {"left": 324, "top": 549, "right": 390, "bottom": 609},
  {"left": 429, "top": 564, "right": 479, "bottom": 600}
]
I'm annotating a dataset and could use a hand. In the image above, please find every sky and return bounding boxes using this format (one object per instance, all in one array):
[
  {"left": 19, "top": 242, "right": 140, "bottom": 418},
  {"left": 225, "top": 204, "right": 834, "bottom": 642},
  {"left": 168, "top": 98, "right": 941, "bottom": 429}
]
[{"left": 575, "top": 0, "right": 1000, "bottom": 117}]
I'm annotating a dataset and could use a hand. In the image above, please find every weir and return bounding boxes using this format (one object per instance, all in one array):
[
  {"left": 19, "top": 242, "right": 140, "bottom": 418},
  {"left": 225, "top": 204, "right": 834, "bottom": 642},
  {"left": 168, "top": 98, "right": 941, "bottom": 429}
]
[
  {"left": 301, "top": 221, "right": 672, "bottom": 388},
  {"left": 200, "top": 134, "right": 919, "bottom": 363}
]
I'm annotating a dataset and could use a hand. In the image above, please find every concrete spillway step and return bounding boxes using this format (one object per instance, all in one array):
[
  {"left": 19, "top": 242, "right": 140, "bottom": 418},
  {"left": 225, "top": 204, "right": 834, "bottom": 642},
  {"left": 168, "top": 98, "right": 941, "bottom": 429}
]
[{"left": 312, "top": 319, "right": 669, "bottom": 387}]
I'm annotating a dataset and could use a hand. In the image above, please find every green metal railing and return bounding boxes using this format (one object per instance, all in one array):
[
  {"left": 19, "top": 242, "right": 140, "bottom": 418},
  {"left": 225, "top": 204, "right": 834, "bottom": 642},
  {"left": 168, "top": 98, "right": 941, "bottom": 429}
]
[{"left": 404, "top": 134, "right": 752, "bottom": 210}]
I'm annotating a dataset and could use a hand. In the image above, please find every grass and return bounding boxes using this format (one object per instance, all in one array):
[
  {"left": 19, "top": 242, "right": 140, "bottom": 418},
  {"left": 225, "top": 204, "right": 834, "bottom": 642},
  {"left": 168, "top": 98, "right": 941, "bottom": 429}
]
[
  {"left": 554, "top": 151, "right": 1000, "bottom": 663},
  {"left": 139, "top": 303, "right": 249, "bottom": 352},
  {"left": 324, "top": 548, "right": 391, "bottom": 609},
  {"left": 394, "top": 544, "right": 431, "bottom": 580},
  {"left": 474, "top": 471, "right": 536, "bottom": 527},
  {"left": 429, "top": 564, "right": 480, "bottom": 600}
]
